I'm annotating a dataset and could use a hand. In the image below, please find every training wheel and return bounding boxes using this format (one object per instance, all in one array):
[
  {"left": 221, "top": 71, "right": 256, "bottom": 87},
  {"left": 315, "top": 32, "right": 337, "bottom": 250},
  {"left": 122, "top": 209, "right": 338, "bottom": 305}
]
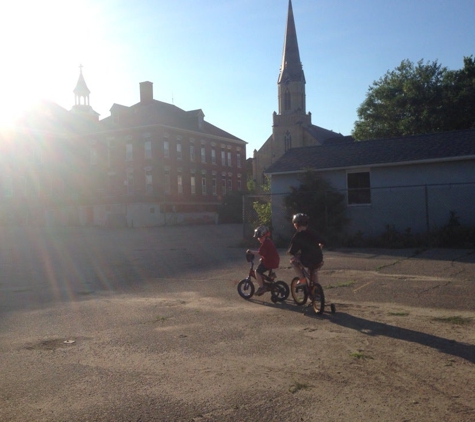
[{"left": 330, "top": 303, "right": 336, "bottom": 314}]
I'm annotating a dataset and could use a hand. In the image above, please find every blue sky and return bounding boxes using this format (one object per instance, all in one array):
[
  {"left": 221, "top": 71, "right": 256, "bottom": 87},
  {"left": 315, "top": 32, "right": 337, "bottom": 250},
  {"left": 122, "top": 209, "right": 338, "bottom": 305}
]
[{"left": 1, "top": 0, "right": 474, "bottom": 153}]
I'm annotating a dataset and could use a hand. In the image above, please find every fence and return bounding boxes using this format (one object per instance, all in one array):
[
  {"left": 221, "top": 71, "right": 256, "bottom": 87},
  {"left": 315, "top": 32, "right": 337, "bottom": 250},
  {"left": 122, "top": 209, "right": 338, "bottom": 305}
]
[{"left": 243, "top": 181, "right": 475, "bottom": 242}]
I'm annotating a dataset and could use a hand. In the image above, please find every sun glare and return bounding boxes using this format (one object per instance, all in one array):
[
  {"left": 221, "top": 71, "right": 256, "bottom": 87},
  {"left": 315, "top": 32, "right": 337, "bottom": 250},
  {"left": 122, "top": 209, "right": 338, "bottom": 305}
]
[{"left": 0, "top": 0, "right": 109, "bottom": 126}]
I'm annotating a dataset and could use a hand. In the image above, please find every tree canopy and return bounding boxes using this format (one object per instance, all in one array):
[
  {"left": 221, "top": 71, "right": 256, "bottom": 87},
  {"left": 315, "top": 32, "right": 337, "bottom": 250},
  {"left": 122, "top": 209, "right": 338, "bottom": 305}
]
[{"left": 352, "top": 56, "right": 475, "bottom": 141}]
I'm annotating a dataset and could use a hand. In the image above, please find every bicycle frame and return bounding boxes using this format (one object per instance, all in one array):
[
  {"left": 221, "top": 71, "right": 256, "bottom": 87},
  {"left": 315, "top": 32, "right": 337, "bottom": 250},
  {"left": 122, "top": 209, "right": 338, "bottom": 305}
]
[{"left": 248, "top": 259, "right": 276, "bottom": 283}]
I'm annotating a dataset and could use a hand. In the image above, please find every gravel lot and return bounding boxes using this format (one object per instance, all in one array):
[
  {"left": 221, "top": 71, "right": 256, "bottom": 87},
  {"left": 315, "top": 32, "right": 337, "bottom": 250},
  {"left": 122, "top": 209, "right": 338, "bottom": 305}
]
[{"left": 1, "top": 225, "right": 474, "bottom": 421}]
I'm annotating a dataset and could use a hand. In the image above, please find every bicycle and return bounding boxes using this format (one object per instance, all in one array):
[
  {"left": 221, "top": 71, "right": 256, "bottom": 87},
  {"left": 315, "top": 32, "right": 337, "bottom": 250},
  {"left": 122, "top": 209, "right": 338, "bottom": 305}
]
[
  {"left": 237, "top": 252, "right": 290, "bottom": 303},
  {"left": 290, "top": 261, "right": 336, "bottom": 315}
]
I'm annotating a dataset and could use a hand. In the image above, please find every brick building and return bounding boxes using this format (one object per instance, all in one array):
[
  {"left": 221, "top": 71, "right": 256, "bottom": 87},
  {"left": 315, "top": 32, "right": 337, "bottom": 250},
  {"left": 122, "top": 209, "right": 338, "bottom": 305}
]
[{"left": 0, "top": 73, "right": 247, "bottom": 227}]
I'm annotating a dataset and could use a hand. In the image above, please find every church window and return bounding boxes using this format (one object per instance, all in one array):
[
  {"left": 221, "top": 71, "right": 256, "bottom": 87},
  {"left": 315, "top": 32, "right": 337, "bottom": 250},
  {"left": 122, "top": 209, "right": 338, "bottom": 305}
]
[
  {"left": 284, "top": 89, "right": 291, "bottom": 110},
  {"left": 285, "top": 131, "right": 292, "bottom": 151}
]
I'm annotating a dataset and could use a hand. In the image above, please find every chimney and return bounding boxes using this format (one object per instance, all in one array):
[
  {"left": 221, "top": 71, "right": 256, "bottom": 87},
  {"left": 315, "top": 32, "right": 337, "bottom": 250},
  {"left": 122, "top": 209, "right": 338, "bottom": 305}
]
[{"left": 140, "top": 81, "right": 153, "bottom": 103}]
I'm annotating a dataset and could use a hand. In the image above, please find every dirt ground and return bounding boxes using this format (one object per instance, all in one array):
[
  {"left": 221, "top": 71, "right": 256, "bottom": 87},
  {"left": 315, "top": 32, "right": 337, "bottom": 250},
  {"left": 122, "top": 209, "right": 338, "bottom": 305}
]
[{"left": 0, "top": 224, "right": 474, "bottom": 421}]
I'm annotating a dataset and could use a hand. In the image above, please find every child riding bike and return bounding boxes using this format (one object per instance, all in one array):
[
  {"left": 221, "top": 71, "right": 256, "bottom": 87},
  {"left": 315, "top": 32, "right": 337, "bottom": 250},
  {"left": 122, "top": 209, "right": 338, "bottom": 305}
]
[
  {"left": 287, "top": 213, "right": 325, "bottom": 287},
  {"left": 246, "top": 225, "right": 280, "bottom": 296}
]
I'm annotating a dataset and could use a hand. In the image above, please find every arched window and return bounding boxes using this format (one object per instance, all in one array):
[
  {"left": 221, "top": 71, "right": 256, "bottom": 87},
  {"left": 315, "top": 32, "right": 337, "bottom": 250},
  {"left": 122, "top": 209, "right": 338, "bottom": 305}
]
[
  {"left": 285, "top": 131, "right": 292, "bottom": 151},
  {"left": 284, "top": 89, "right": 291, "bottom": 110}
]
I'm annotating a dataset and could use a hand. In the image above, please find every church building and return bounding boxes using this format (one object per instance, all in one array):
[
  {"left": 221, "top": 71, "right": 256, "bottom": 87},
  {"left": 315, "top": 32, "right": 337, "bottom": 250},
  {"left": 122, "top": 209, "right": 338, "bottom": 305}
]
[{"left": 252, "top": 0, "right": 344, "bottom": 189}]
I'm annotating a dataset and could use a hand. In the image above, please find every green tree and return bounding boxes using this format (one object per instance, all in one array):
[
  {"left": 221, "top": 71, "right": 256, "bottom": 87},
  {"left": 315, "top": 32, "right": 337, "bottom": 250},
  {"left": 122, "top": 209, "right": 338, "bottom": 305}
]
[
  {"left": 441, "top": 56, "right": 475, "bottom": 131},
  {"left": 283, "top": 171, "right": 347, "bottom": 243},
  {"left": 353, "top": 57, "right": 475, "bottom": 141},
  {"left": 252, "top": 175, "right": 271, "bottom": 228}
]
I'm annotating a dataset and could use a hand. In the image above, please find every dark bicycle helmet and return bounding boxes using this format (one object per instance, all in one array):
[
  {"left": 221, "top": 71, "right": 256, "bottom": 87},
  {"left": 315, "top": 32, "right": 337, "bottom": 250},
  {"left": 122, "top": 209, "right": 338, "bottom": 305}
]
[
  {"left": 253, "top": 225, "right": 270, "bottom": 238},
  {"left": 292, "top": 213, "right": 309, "bottom": 226}
]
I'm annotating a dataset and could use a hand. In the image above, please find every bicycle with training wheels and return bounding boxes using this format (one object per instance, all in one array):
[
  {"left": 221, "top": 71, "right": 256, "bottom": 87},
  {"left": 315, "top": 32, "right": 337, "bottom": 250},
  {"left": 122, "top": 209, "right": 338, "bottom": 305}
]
[
  {"left": 290, "top": 261, "right": 336, "bottom": 315},
  {"left": 237, "top": 252, "right": 290, "bottom": 303}
]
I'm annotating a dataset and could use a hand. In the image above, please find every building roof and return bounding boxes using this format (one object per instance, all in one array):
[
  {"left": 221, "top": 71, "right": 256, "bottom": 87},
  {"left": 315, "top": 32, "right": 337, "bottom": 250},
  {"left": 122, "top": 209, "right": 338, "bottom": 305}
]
[
  {"left": 101, "top": 99, "right": 245, "bottom": 143},
  {"left": 13, "top": 100, "right": 102, "bottom": 136},
  {"left": 303, "top": 124, "right": 344, "bottom": 143},
  {"left": 265, "top": 128, "right": 475, "bottom": 174}
]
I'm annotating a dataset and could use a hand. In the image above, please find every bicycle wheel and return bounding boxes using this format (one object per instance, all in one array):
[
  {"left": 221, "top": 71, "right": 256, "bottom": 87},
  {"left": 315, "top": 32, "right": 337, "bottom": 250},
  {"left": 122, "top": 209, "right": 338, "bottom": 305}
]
[
  {"left": 237, "top": 279, "right": 255, "bottom": 299},
  {"left": 310, "top": 283, "right": 325, "bottom": 315},
  {"left": 271, "top": 280, "right": 290, "bottom": 302},
  {"left": 290, "top": 277, "right": 308, "bottom": 306}
]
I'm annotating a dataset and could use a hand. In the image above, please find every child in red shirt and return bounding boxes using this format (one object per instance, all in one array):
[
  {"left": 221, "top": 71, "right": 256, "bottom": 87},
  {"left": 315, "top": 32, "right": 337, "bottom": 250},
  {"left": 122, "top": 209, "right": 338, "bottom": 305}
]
[{"left": 247, "top": 225, "right": 280, "bottom": 296}]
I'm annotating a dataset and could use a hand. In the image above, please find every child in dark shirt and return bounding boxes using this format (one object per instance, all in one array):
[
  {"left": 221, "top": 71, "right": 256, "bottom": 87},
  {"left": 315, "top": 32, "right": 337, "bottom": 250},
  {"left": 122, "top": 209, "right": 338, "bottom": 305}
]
[
  {"left": 247, "top": 225, "right": 280, "bottom": 296},
  {"left": 287, "top": 213, "right": 325, "bottom": 286}
]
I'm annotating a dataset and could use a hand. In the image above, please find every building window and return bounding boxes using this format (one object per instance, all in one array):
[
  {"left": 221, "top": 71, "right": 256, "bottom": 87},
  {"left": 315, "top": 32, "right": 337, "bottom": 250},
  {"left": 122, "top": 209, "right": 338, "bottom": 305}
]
[
  {"left": 237, "top": 179, "right": 242, "bottom": 191},
  {"left": 191, "top": 175, "right": 196, "bottom": 194},
  {"left": 126, "top": 143, "right": 133, "bottom": 161},
  {"left": 284, "top": 89, "right": 291, "bottom": 110},
  {"left": 144, "top": 141, "right": 152, "bottom": 159},
  {"left": 227, "top": 152, "right": 232, "bottom": 167},
  {"left": 164, "top": 169, "right": 170, "bottom": 193},
  {"left": 145, "top": 170, "right": 153, "bottom": 194},
  {"left": 90, "top": 147, "right": 97, "bottom": 165},
  {"left": 201, "top": 146, "right": 206, "bottom": 163},
  {"left": 190, "top": 145, "right": 195, "bottom": 162},
  {"left": 227, "top": 179, "right": 232, "bottom": 192},
  {"left": 285, "top": 131, "right": 291, "bottom": 152},
  {"left": 211, "top": 149, "right": 216, "bottom": 164},
  {"left": 347, "top": 171, "right": 371, "bottom": 205},
  {"left": 177, "top": 174, "right": 183, "bottom": 194},
  {"left": 222, "top": 178, "right": 226, "bottom": 196},
  {"left": 212, "top": 177, "right": 217, "bottom": 195},
  {"left": 126, "top": 169, "right": 134, "bottom": 194},
  {"left": 237, "top": 153, "right": 241, "bottom": 168},
  {"left": 164, "top": 141, "right": 169, "bottom": 159},
  {"left": 201, "top": 177, "right": 207, "bottom": 195},
  {"left": 177, "top": 143, "right": 182, "bottom": 160},
  {"left": 1, "top": 174, "right": 13, "bottom": 198},
  {"left": 221, "top": 150, "right": 226, "bottom": 166}
]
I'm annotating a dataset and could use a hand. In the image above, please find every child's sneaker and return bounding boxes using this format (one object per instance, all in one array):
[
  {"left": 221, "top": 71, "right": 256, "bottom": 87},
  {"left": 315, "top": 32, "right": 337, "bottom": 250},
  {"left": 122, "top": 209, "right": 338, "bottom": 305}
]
[{"left": 255, "top": 286, "right": 267, "bottom": 296}]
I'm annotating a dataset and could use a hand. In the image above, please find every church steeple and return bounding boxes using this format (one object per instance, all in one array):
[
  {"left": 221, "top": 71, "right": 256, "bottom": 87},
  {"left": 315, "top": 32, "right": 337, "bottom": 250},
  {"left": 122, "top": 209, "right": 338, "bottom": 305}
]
[{"left": 277, "top": 0, "right": 306, "bottom": 115}]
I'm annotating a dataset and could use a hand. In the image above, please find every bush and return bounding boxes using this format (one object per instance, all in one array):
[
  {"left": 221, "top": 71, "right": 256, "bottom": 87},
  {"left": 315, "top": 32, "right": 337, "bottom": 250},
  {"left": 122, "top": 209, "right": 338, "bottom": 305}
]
[
  {"left": 343, "top": 212, "right": 475, "bottom": 249},
  {"left": 283, "top": 170, "right": 348, "bottom": 245}
]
